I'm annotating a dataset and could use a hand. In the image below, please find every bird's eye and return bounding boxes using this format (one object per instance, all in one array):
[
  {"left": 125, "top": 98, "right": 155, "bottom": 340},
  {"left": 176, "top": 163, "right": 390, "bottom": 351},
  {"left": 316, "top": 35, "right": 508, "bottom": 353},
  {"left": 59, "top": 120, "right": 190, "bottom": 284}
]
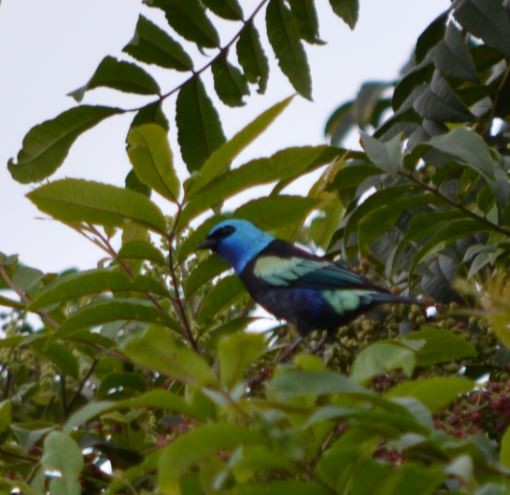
[{"left": 209, "top": 225, "right": 235, "bottom": 240}]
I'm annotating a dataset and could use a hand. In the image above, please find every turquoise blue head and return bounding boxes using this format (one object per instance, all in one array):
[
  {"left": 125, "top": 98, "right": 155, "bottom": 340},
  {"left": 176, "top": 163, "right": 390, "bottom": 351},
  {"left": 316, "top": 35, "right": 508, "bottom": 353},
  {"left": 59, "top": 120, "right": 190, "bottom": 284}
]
[{"left": 199, "top": 219, "right": 274, "bottom": 273}]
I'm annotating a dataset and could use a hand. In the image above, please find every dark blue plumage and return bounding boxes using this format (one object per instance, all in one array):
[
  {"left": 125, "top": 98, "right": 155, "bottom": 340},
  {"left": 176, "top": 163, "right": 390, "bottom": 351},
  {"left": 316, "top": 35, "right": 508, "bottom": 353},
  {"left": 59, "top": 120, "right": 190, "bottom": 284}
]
[{"left": 199, "top": 219, "right": 418, "bottom": 335}]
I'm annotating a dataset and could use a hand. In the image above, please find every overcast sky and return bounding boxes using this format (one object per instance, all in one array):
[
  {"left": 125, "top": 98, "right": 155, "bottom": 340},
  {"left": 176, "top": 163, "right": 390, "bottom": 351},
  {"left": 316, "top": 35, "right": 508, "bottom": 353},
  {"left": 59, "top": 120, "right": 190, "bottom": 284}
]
[{"left": 0, "top": 0, "right": 449, "bottom": 273}]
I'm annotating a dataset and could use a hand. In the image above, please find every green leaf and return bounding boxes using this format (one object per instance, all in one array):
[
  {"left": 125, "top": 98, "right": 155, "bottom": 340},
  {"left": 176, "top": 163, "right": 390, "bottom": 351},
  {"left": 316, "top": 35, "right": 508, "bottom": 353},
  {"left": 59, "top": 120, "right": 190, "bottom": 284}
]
[
  {"left": 202, "top": 0, "right": 243, "bottom": 21},
  {"left": 386, "top": 377, "right": 474, "bottom": 412},
  {"left": 53, "top": 299, "right": 177, "bottom": 340},
  {"left": 329, "top": 0, "right": 359, "bottom": 29},
  {"left": 404, "top": 327, "right": 477, "bottom": 366},
  {"left": 122, "top": 325, "right": 217, "bottom": 386},
  {"left": 351, "top": 340, "right": 422, "bottom": 384},
  {"left": 125, "top": 169, "right": 151, "bottom": 197},
  {"left": 130, "top": 101, "right": 169, "bottom": 131},
  {"left": 117, "top": 240, "right": 166, "bottom": 266},
  {"left": 0, "top": 400, "right": 12, "bottom": 432},
  {"left": 42, "top": 431, "right": 83, "bottom": 478},
  {"left": 501, "top": 425, "right": 510, "bottom": 468},
  {"left": 289, "top": 0, "right": 324, "bottom": 44},
  {"left": 27, "top": 179, "right": 167, "bottom": 234},
  {"left": 266, "top": 0, "right": 312, "bottom": 99},
  {"left": 361, "top": 133, "right": 401, "bottom": 175},
  {"left": 236, "top": 21, "right": 269, "bottom": 93},
  {"left": 197, "top": 275, "right": 248, "bottom": 325},
  {"left": 454, "top": 0, "right": 510, "bottom": 58},
  {"left": 158, "top": 423, "right": 260, "bottom": 494},
  {"left": 185, "top": 96, "right": 293, "bottom": 197},
  {"left": 34, "top": 342, "right": 80, "bottom": 379},
  {"left": 268, "top": 370, "right": 369, "bottom": 399},
  {"left": 0, "top": 294, "right": 25, "bottom": 310},
  {"left": 8, "top": 106, "right": 120, "bottom": 183},
  {"left": 218, "top": 332, "right": 266, "bottom": 389},
  {"left": 233, "top": 482, "right": 331, "bottom": 495},
  {"left": 181, "top": 146, "right": 337, "bottom": 227},
  {"left": 176, "top": 78, "right": 226, "bottom": 172},
  {"left": 327, "top": 162, "right": 382, "bottom": 192},
  {"left": 413, "top": 72, "right": 474, "bottom": 123},
  {"left": 127, "top": 124, "right": 180, "bottom": 202},
  {"left": 184, "top": 256, "right": 229, "bottom": 298},
  {"left": 152, "top": 0, "right": 220, "bottom": 48},
  {"left": 415, "top": 11, "right": 448, "bottom": 63},
  {"left": 212, "top": 53, "right": 249, "bottom": 107},
  {"left": 31, "top": 269, "right": 168, "bottom": 309},
  {"left": 70, "top": 56, "right": 160, "bottom": 102},
  {"left": 123, "top": 15, "right": 193, "bottom": 71}
]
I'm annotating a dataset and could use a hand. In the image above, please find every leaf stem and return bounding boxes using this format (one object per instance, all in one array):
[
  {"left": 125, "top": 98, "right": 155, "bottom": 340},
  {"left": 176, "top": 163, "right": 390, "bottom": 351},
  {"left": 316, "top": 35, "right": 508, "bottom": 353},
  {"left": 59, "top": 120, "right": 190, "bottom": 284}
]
[{"left": 398, "top": 171, "right": 510, "bottom": 237}]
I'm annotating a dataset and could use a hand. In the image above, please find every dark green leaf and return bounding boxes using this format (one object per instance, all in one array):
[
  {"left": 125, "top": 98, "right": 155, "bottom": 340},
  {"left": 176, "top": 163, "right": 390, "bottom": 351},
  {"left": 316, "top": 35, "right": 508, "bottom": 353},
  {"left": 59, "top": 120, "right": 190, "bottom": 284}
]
[
  {"left": 415, "top": 11, "right": 448, "bottom": 63},
  {"left": 185, "top": 96, "right": 293, "bottom": 197},
  {"left": 0, "top": 400, "right": 11, "bottom": 433},
  {"left": 212, "top": 53, "right": 249, "bottom": 107},
  {"left": 324, "top": 101, "right": 355, "bottom": 145},
  {"left": 122, "top": 325, "right": 217, "bottom": 385},
  {"left": 123, "top": 15, "right": 193, "bottom": 71},
  {"left": 392, "top": 64, "right": 434, "bottom": 112},
  {"left": 70, "top": 56, "right": 160, "bottom": 102},
  {"left": 202, "top": 0, "right": 243, "bottom": 20},
  {"left": 404, "top": 327, "right": 477, "bottom": 365},
  {"left": 413, "top": 72, "right": 474, "bottom": 122},
  {"left": 184, "top": 256, "right": 229, "bottom": 298},
  {"left": 127, "top": 123, "right": 180, "bottom": 202},
  {"left": 289, "top": 0, "right": 324, "bottom": 44},
  {"left": 266, "top": 0, "right": 312, "bottom": 99},
  {"left": 430, "top": 23, "right": 479, "bottom": 83},
  {"left": 329, "top": 0, "right": 359, "bottom": 29},
  {"left": 54, "top": 299, "right": 178, "bottom": 340},
  {"left": 176, "top": 78, "right": 226, "bottom": 172},
  {"left": 31, "top": 269, "right": 168, "bottom": 309},
  {"left": 34, "top": 342, "right": 80, "bottom": 379},
  {"left": 233, "top": 482, "right": 331, "bottom": 495},
  {"left": 236, "top": 21, "right": 269, "bottom": 93},
  {"left": 0, "top": 294, "right": 25, "bottom": 310},
  {"left": 27, "top": 179, "right": 167, "bottom": 234},
  {"left": 327, "top": 163, "right": 382, "bottom": 192},
  {"left": 151, "top": 0, "right": 220, "bottom": 48},
  {"left": 454, "top": 0, "right": 510, "bottom": 58},
  {"left": 125, "top": 169, "right": 151, "bottom": 197},
  {"left": 197, "top": 275, "right": 248, "bottom": 324},
  {"left": 386, "top": 377, "right": 474, "bottom": 412},
  {"left": 8, "top": 106, "right": 120, "bottom": 183},
  {"left": 130, "top": 101, "right": 169, "bottom": 131}
]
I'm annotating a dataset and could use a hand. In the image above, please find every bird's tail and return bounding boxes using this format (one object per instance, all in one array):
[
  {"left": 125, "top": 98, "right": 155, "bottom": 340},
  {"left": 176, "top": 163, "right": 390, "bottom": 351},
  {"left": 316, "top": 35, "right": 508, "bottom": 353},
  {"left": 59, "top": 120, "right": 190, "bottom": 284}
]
[{"left": 372, "top": 293, "right": 423, "bottom": 306}]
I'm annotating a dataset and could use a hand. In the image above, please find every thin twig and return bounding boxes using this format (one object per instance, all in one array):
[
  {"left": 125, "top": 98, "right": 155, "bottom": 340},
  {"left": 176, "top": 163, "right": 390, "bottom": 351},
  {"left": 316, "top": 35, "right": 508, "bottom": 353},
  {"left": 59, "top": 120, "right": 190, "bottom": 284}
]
[
  {"left": 65, "top": 358, "right": 98, "bottom": 415},
  {"left": 399, "top": 171, "right": 510, "bottom": 237}
]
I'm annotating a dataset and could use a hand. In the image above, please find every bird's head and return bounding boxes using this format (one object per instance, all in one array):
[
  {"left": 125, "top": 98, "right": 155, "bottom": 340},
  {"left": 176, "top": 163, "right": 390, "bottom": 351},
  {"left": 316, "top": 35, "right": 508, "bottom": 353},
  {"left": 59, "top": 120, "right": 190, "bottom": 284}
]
[{"left": 198, "top": 219, "right": 274, "bottom": 273}]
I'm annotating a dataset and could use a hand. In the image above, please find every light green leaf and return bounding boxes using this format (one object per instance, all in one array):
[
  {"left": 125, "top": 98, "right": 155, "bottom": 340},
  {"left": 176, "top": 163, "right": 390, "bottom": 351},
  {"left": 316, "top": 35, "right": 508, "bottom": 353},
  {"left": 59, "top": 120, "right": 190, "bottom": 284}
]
[
  {"left": 158, "top": 423, "right": 260, "bottom": 494},
  {"left": 185, "top": 96, "right": 293, "bottom": 197},
  {"left": 266, "top": 0, "right": 312, "bottom": 99},
  {"left": 122, "top": 325, "right": 217, "bottom": 386},
  {"left": 501, "top": 425, "right": 510, "bottom": 468},
  {"left": 0, "top": 400, "right": 11, "bottom": 432},
  {"left": 236, "top": 21, "right": 269, "bottom": 93},
  {"left": 218, "top": 332, "right": 266, "bottom": 389},
  {"left": 184, "top": 256, "right": 229, "bottom": 298},
  {"left": 127, "top": 123, "right": 180, "bottom": 202},
  {"left": 42, "top": 431, "right": 83, "bottom": 478},
  {"left": 49, "top": 477, "right": 81, "bottom": 495},
  {"left": 361, "top": 133, "right": 402, "bottom": 176},
  {"left": 70, "top": 56, "right": 160, "bottom": 102},
  {"left": 351, "top": 340, "right": 423, "bottom": 384},
  {"left": 176, "top": 78, "right": 226, "bottom": 172},
  {"left": 386, "top": 377, "right": 474, "bottom": 412},
  {"left": 8, "top": 106, "right": 120, "bottom": 184},
  {"left": 53, "top": 298, "right": 178, "bottom": 340},
  {"left": 123, "top": 15, "right": 193, "bottom": 71},
  {"left": 212, "top": 53, "right": 249, "bottom": 107},
  {"left": 404, "top": 327, "right": 477, "bottom": 366},
  {"left": 151, "top": 0, "right": 220, "bottom": 48},
  {"left": 27, "top": 179, "right": 167, "bottom": 234},
  {"left": 31, "top": 268, "right": 168, "bottom": 309},
  {"left": 329, "top": 0, "right": 359, "bottom": 29},
  {"left": 116, "top": 240, "right": 166, "bottom": 266}
]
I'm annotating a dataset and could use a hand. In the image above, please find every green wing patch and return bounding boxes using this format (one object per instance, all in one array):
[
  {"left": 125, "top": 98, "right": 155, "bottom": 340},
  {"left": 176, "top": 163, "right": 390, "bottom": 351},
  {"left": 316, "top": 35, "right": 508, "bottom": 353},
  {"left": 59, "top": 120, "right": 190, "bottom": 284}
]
[{"left": 253, "top": 256, "right": 328, "bottom": 286}]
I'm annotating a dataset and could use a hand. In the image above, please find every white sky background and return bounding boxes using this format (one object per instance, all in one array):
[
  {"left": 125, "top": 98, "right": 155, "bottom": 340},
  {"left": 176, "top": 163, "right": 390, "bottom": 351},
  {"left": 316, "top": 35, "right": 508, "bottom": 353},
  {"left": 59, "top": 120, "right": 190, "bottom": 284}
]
[{"left": 0, "top": 0, "right": 449, "bottom": 273}]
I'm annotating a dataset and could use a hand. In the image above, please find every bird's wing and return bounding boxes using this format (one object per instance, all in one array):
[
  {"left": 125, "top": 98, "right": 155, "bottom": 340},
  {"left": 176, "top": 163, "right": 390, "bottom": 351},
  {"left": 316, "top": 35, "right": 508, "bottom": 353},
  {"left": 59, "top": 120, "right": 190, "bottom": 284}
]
[{"left": 252, "top": 254, "right": 381, "bottom": 291}]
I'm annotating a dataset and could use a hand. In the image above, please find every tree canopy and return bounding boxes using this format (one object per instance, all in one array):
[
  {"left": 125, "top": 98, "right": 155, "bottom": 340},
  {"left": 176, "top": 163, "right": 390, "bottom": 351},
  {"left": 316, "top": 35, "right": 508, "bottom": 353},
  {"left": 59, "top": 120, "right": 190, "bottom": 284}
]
[{"left": 2, "top": 1, "right": 510, "bottom": 494}]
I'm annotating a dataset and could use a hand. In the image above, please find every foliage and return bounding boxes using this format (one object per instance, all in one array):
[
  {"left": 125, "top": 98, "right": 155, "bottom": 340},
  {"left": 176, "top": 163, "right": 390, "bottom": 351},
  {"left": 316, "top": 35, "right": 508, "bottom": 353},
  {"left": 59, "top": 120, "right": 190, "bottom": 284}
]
[{"left": 2, "top": 1, "right": 510, "bottom": 494}]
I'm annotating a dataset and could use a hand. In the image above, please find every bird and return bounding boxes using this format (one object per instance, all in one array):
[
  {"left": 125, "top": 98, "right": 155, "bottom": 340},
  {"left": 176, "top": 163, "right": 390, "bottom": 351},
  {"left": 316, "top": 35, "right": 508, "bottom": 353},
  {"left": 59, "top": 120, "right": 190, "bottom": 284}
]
[{"left": 198, "top": 219, "right": 419, "bottom": 351}]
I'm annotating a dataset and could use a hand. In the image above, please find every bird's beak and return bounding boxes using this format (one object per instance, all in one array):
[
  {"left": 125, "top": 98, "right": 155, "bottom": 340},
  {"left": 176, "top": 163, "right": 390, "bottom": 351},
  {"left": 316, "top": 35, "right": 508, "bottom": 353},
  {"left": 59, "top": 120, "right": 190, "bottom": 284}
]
[{"left": 197, "top": 238, "right": 217, "bottom": 250}]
